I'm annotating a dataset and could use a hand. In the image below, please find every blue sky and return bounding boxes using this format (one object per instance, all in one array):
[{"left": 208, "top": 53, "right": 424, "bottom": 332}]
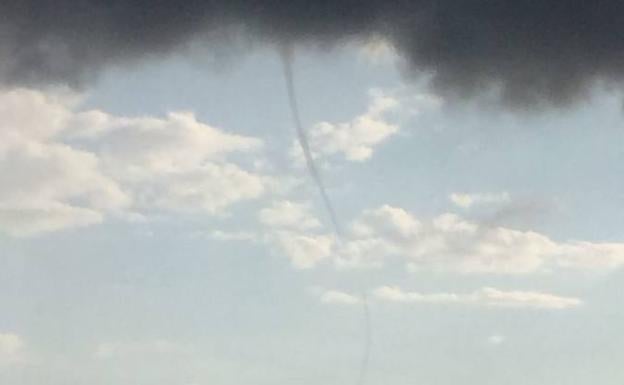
[{"left": 2, "top": 42, "right": 624, "bottom": 385}]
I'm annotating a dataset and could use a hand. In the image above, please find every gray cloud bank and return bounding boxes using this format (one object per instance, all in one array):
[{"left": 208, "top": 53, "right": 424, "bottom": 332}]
[{"left": 2, "top": 1, "right": 624, "bottom": 106}]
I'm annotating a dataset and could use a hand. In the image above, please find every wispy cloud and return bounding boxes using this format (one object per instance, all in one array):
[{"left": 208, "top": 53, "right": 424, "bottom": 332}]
[
  {"left": 208, "top": 230, "right": 260, "bottom": 242},
  {"left": 319, "top": 290, "right": 363, "bottom": 305},
  {"left": 373, "top": 286, "right": 582, "bottom": 309},
  {"left": 0, "top": 333, "right": 25, "bottom": 366},
  {"left": 313, "top": 287, "right": 581, "bottom": 310}
]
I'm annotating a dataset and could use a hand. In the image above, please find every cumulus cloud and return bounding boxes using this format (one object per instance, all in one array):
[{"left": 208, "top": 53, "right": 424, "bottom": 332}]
[
  {"left": 373, "top": 286, "right": 582, "bottom": 310},
  {"left": 302, "top": 90, "right": 399, "bottom": 162},
  {"left": 231, "top": 200, "right": 338, "bottom": 269},
  {"left": 271, "top": 231, "right": 335, "bottom": 269},
  {"left": 72, "top": 110, "right": 268, "bottom": 214},
  {"left": 350, "top": 205, "right": 421, "bottom": 239},
  {"left": 0, "top": 89, "right": 129, "bottom": 236},
  {"left": 141, "top": 163, "right": 266, "bottom": 214},
  {"left": 74, "top": 111, "right": 262, "bottom": 177},
  {"left": 449, "top": 192, "right": 511, "bottom": 209},
  {"left": 256, "top": 201, "right": 624, "bottom": 273},
  {"left": 346, "top": 205, "right": 624, "bottom": 274},
  {"left": 0, "top": 88, "right": 268, "bottom": 237},
  {"left": 200, "top": 201, "right": 335, "bottom": 269}
]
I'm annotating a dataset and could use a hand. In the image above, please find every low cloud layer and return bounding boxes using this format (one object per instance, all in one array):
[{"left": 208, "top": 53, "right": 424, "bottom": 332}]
[{"left": 2, "top": 2, "right": 624, "bottom": 106}]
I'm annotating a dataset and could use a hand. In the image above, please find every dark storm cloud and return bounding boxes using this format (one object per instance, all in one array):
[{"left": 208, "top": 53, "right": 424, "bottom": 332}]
[{"left": 2, "top": 1, "right": 624, "bottom": 105}]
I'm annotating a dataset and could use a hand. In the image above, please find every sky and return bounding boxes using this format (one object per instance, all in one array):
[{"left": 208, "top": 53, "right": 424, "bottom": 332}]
[{"left": 2, "top": 7, "right": 624, "bottom": 385}]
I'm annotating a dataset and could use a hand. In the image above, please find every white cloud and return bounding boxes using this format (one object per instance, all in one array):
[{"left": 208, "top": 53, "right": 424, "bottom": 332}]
[
  {"left": 450, "top": 192, "right": 511, "bottom": 209},
  {"left": 0, "top": 140, "right": 129, "bottom": 210},
  {"left": 0, "top": 333, "right": 24, "bottom": 365},
  {"left": 271, "top": 231, "right": 335, "bottom": 269},
  {"left": 0, "top": 88, "right": 269, "bottom": 237},
  {"left": 74, "top": 110, "right": 268, "bottom": 216},
  {"left": 255, "top": 200, "right": 338, "bottom": 269},
  {"left": 291, "top": 90, "right": 400, "bottom": 162},
  {"left": 373, "top": 286, "right": 582, "bottom": 309},
  {"left": 344, "top": 206, "right": 555, "bottom": 273},
  {"left": 0, "top": 90, "right": 129, "bottom": 237},
  {"left": 287, "top": 87, "right": 440, "bottom": 170},
  {"left": 346, "top": 205, "right": 624, "bottom": 274},
  {"left": 78, "top": 111, "right": 262, "bottom": 178},
  {"left": 143, "top": 163, "right": 266, "bottom": 214},
  {"left": 0, "top": 88, "right": 74, "bottom": 143},
  {"left": 334, "top": 237, "right": 396, "bottom": 269},
  {"left": 260, "top": 203, "right": 411, "bottom": 270},
  {"left": 554, "top": 242, "right": 624, "bottom": 270},
  {"left": 350, "top": 205, "right": 421, "bottom": 239},
  {"left": 261, "top": 202, "right": 624, "bottom": 273}
]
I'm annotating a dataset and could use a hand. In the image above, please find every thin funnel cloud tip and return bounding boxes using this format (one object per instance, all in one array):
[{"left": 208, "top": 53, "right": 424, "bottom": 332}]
[
  {"left": 356, "top": 293, "right": 372, "bottom": 385},
  {"left": 3, "top": 1, "right": 624, "bottom": 106}
]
